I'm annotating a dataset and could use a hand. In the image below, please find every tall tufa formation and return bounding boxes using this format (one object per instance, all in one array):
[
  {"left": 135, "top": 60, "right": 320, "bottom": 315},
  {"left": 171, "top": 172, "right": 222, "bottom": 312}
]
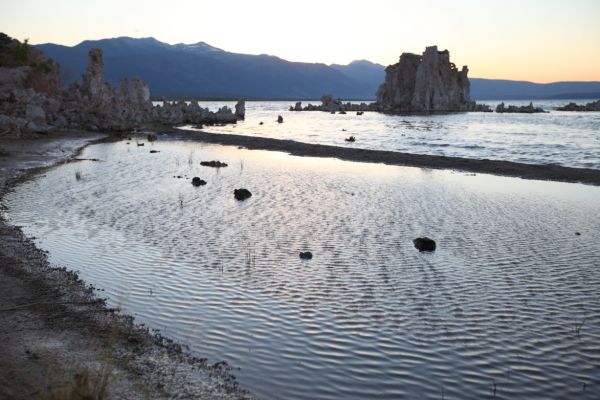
[{"left": 376, "top": 46, "right": 483, "bottom": 113}]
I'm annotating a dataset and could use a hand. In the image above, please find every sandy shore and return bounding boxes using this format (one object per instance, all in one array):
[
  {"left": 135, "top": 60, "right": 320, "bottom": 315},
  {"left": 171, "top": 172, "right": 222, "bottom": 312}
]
[
  {"left": 0, "top": 132, "right": 249, "bottom": 399},
  {"left": 163, "top": 127, "right": 600, "bottom": 186}
]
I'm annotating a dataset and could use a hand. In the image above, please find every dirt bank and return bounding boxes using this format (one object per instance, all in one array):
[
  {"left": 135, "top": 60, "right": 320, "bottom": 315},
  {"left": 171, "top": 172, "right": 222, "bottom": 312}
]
[
  {"left": 0, "top": 131, "right": 249, "bottom": 399},
  {"left": 160, "top": 127, "right": 600, "bottom": 186}
]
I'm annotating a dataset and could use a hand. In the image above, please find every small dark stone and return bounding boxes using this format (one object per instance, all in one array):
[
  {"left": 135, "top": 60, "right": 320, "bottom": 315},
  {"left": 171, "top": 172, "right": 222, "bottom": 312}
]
[
  {"left": 200, "top": 160, "right": 228, "bottom": 168},
  {"left": 128, "top": 137, "right": 132, "bottom": 140},
  {"left": 191, "top": 177, "right": 207, "bottom": 186},
  {"left": 149, "top": 150, "right": 159, "bottom": 153},
  {"left": 413, "top": 237, "right": 436, "bottom": 252},
  {"left": 177, "top": 175, "right": 182, "bottom": 179},
  {"left": 137, "top": 143, "right": 144, "bottom": 146},
  {"left": 575, "top": 232, "right": 581, "bottom": 236},
  {"left": 299, "top": 251, "right": 313, "bottom": 260},
  {"left": 330, "top": 111, "right": 335, "bottom": 114},
  {"left": 234, "top": 188, "right": 252, "bottom": 201},
  {"left": 277, "top": 115, "right": 284, "bottom": 123},
  {"left": 259, "top": 121, "right": 264, "bottom": 125},
  {"left": 147, "top": 134, "right": 157, "bottom": 142},
  {"left": 345, "top": 136, "right": 356, "bottom": 142},
  {"left": 357, "top": 111, "right": 364, "bottom": 115},
  {"left": 338, "top": 110, "right": 347, "bottom": 114}
]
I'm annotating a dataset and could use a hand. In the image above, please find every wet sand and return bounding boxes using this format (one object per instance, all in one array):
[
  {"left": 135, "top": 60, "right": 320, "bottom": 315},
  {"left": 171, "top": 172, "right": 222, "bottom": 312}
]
[
  {"left": 0, "top": 132, "right": 248, "bottom": 399},
  {"left": 164, "top": 127, "right": 600, "bottom": 186}
]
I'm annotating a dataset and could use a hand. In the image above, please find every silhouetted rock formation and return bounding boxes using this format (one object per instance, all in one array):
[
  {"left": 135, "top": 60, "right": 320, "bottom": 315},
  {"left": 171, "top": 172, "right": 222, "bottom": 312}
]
[
  {"left": 495, "top": 102, "right": 546, "bottom": 113},
  {"left": 299, "top": 251, "right": 313, "bottom": 260},
  {"left": 557, "top": 100, "right": 600, "bottom": 111},
  {"left": 375, "top": 46, "right": 490, "bottom": 113},
  {"left": 0, "top": 33, "right": 245, "bottom": 136},
  {"left": 234, "top": 100, "right": 245, "bottom": 119}
]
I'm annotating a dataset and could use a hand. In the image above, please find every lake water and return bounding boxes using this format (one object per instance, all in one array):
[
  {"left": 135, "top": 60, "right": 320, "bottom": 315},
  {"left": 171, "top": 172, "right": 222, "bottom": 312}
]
[
  {"left": 179, "top": 99, "right": 600, "bottom": 170},
  {"left": 4, "top": 138, "right": 600, "bottom": 399}
]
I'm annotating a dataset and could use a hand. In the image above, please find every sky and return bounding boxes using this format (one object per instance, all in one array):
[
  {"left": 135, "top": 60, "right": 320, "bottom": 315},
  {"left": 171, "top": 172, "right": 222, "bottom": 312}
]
[{"left": 1, "top": 0, "right": 599, "bottom": 82}]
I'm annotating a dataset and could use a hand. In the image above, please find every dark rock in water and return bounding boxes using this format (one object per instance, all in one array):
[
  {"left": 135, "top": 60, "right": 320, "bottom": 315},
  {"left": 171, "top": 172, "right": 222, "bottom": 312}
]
[
  {"left": 330, "top": 111, "right": 336, "bottom": 114},
  {"left": 299, "top": 251, "right": 313, "bottom": 260},
  {"left": 234, "top": 188, "right": 252, "bottom": 201},
  {"left": 200, "top": 160, "right": 228, "bottom": 168},
  {"left": 259, "top": 121, "right": 264, "bottom": 125},
  {"left": 575, "top": 232, "right": 581, "bottom": 236},
  {"left": 177, "top": 175, "right": 183, "bottom": 179},
  {"left": 338, "top": 110, "right": 347, "bottom": 114},
  {"left": 357, "top": 111, "right": 364, "bottom": 115},
  {"left": 277, "top": 115, "right": 283, "bottom": 123},
  {"left": 147, "top": 133, "right": 157, "bottom": 142},
  {"left": 495, "top": 102, "right": 546, "bottom": 113},
  {"left": 191, "top": 177, "right": 207, "bottom": 186},
  {"left": 413, "top": 237, "right": 436, "bottom": 252},
  {"left": 342, "top": 129, "right": 347, "bottom": 131},
  {"left": 234, "top": 100, "right": 245, "bottom": 120},
  {"left": 149, "top": 150, "right": 159, "bottom": 153},
  {"left": 557, "top": 99, "right": 600, "bottom": 112},
  {"left": 345, "top": 136, "right": 356, "bottom": 142},
  {"left": 137, "top": 143, "right": 144, "bottom": 146},
  {"left": 128, "top": 137, "right": 132, "bottom": 140}
]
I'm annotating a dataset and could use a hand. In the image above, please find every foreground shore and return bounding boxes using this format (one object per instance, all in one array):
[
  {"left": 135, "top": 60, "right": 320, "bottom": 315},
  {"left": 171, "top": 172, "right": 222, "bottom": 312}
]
[
  {"left": 0, "top": 132, "right": 248, "bottom": 399},
  {"left": 167, "top": 127, "right": 600, "bottom": 186}
]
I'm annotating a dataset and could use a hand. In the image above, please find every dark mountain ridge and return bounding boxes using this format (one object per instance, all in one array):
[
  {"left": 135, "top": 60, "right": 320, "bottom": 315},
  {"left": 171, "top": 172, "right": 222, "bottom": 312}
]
[{"left": 35, "top": 37, "right": 600, "bottom": 101}]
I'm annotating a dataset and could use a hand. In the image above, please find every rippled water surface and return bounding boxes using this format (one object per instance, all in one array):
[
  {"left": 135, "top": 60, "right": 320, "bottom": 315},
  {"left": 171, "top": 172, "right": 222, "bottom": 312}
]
[
  {"left": 182, "top": 99, "right": 600, "bottom": 170},
  {"left": 4, "top": 139, "right": 600, "bottom": 399}
]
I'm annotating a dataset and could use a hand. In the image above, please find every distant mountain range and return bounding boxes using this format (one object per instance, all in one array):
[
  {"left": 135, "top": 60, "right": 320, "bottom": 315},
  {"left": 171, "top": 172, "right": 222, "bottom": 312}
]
[{"left": 35, "top": 37, "right": 600, "bottom": 101}]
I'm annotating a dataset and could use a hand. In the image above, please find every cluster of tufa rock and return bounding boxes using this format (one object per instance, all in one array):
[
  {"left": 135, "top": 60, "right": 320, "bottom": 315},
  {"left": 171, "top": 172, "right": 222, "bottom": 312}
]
[
  {"left": 289, "top": 46, "right": 491, "bottom": 115},
  {"left": 557, "top": 100, "right": 600, "bottom": 112},
  {"left": 0, "top": 33, "right": 245, "bottom": 137},
  {"left": 375, "top": 46, "right": 490, "bottom": 113},
  {"left": 290, "top": 96, "right": 377, "bottom": 113},
  {"left": 495, "top": 102, "right": 546, "bottom": 113}
]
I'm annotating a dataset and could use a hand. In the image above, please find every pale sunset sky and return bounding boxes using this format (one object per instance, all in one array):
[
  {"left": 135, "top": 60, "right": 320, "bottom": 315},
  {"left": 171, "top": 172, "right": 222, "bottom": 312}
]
[{"left": 1, "top": 0, "right": 599, "bottom": 82}]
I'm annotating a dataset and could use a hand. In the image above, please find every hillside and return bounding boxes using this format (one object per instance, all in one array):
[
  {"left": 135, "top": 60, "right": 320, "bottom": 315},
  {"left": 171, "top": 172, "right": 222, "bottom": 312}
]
[{"left": 35, "top": 37, "right": 600, "bottom": 101}]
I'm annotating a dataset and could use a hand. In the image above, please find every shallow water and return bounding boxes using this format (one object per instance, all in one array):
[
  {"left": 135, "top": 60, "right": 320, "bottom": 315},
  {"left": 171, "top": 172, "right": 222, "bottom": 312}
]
[
  {"left": 4, "top": 139, "right": 600, "bottom": 399},
  {"left": 180, "top": 99, "right": 600, "bottom": 170}
]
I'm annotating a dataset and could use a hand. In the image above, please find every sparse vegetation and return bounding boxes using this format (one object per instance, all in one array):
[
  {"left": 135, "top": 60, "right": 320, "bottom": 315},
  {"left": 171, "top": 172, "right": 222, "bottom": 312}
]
[{"left": 245, "top": 246, "right": 256, "bottom": 268}]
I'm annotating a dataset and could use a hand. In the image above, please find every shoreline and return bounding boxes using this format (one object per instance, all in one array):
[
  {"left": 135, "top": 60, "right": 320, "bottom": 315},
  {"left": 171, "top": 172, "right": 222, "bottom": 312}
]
[
  {"left": 0, "top": 131, "right": 249, "bottom": 399},
  {"left": 155, "top": 127, "right": 600, "bottom": 186}
]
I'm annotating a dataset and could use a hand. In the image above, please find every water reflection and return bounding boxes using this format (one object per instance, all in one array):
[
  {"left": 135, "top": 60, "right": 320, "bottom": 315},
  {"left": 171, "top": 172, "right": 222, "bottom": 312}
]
[
  {"left": 180, "top": 100, "right": 600, "bottom": 169},
  {"left": 4, "top": 139, "right": 600, "bottom": 399}
]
